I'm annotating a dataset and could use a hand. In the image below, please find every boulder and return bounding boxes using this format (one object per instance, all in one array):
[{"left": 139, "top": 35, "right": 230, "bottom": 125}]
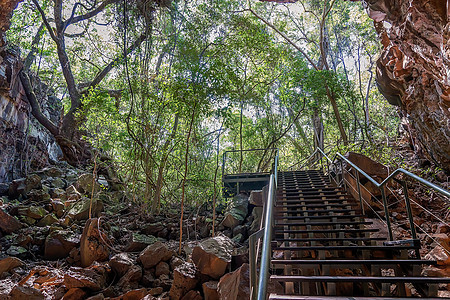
[
  {"left": 155, "top": 261, "right": 170, "bottom": 277},
  {"left": 249, "top": 190, "right": 264, "bottom": 207},
  {"left": 110, "top": 253, "right": 134, "bottom": 277},
  {"left": 62, "top": 287, "right": 87, "bottom": 300},
  {"left": 9, "top": 285, "right": 45, "bottom": 300},
  {"left": 191, "top": 235, "right": 233, "bottom": 279},
  {"left": 6, "top": 246, "right": 27, "bottom": 258},
  {"left": 0, "top": 209, "right": 22, "bottom": 234},
  {"left": 64, "top": 266, "right": 107, "bottom": 291},
  {"left": 142, "top": 222, "right": 165, "bottom": 236},
  {"left": 80, "top": 218, "right": 110, "bottom": 267},
  {"left": 125, "top": 233, "right": 158, "bottom": 252},
  {"left": 117, "top": 265, "right": 143, "bottom": 291},
  {"left": 181, "top": 290, "right": 202, "bottom": 300},
  {"left": 139, "top": 242, "right": 173, "bottom": 269},
  {"left": 425, "top": 245, "right": 450, "bottom": 266},
  {"left": 8, "top": 174, "right": 41, "bottom": 198},
  {"left": 218, "top": 263, "right": 282, "bottom": 299},
  {"left": 51, "top": 199, "right": 65, "bottom": 218},
  {"left": 202, "top": 281, "right": 219, "bottom": 300},
  {"left": 67, "top": 197, "right": 104, "bottom": 221},
  {"left": 220, "top": 194, "right": 248, "bottom": 229},
  {"left": 36, "top": 214, "right": 58, "bottom": 227},
  {"left": 121, "top": 288, "right": 147, "bottom": 300},
  {"left": 50, "top": 177, "right": 66, "bottom": 189},
  {"left": 169, "top": 262, "right": 198, "bottom": 299},
  {"left": 25, "top": 206, "right": 47, "bottom": 219},
  {"left": 75, "top": 173, "right": 101, "bottom": 195},
  {"left": 27, "top": 189, "right": 50, "bottom": 202},
  {"left": 0, "top": 257, "right": 23, "bottom": 275},
  {"left": 249, "top": 207, "right": 263, "bottom": 235},
  {"left": 45, "top": 229, "right": 80, "bottom": 260}
]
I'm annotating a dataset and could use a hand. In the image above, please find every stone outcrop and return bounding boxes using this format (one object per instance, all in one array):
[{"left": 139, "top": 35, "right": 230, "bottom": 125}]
[{"left": 361, "top": 0, "right": 450, "bottom": 171}]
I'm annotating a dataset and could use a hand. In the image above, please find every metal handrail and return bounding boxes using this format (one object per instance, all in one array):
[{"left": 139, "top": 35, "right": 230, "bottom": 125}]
[
  {"left": 314, "top": 148, "right": 450, "bottom": 245},
  {"left": 222, "top": 148, "right": 279, "bottom": 176},
  {"left": 247, "top": 148, "right": 279, "bottom": 300}
]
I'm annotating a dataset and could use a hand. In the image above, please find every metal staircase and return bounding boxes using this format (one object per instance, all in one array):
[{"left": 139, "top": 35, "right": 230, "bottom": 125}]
[{"left": 242, "top": 148, "right": 450, "bottom": 299}]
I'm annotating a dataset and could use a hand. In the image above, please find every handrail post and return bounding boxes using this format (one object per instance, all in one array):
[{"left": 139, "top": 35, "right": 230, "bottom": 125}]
[
  {"left": 249, "top": 234, "right": 257, "bottom": 300},
  {"left": 400, "top": 180, "right": 420, "bottom": 258},
  {"left": 257, "top": 174, "right": 275, "bottom": 300},
  {"left": 356, "top": 170, "right": 364, "bottom": 215},
  {"left": 339, "top": 159, "right": 344, "bottom": 187},
  {"left": 380, "top": 186, "right": 394, "bottom": 241}
]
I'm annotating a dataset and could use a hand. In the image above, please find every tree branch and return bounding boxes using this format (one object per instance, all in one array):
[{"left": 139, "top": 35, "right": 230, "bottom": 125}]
[
  {"left": 83, "top": 32, "right": 148, "bottom": 92},
  {"left": 19, "top": 71, "right": 59, "bottom": 136},
  {"left": 31, "top": 0, "right": 57, "bottom": 42},
  {"left": 24, "top": 23, "right": 45, "bottom": 71},
  {"left": 65, "top": 0, "right": 119, "bottom": 28}
]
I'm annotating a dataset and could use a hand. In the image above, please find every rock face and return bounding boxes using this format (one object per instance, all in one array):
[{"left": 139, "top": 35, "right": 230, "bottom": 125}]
[{"left": 363, "top": 0, "right": 450, "bottom": 170}]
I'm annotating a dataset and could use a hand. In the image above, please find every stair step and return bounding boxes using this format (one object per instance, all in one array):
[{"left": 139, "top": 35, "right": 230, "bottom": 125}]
[
  {"left": 273, "top": 245, "right": 420, "bottom": 251},
  {"left": 276, "top": 198, "right": 355, "bottom": 204},
  {"left": 270, "top": 275, "right": 450, "bottom": 284},
  {"left": 274, "top": 237, "right": 386, "bottom": 243},
  {"left": 274, "top": 228, "right": 379, "bottom": 234},
  {"left": 269, "top": 295, "right": 445, "bottom": 300},
  {"left": 274, "top": 221, "right": 372, "bottom": 227},
  {"left": 275, "top": 214, "right": 364, "bottom": 220},
  {"left": 275, "top": 209, "right": 360, "bottom": 215},
  {"left": 278, "top": 195, "right": 350, "bottom": 200},
  {"left": 271, "top": 259, "right": 437, "bottom": 266},
  {"left": 276, "top": 203, "right": 359, "bottom": 208}
]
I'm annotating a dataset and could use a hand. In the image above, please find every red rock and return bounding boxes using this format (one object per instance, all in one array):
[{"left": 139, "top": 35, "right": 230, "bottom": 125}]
[
  {"left": 425, "top": 245, "right": 450, "bottom": 266},
  {"left": 0, "top": 209, "right": 22, "bottom": 234},
  {"left": 191, "top": 236, "right": 233, "bottom": 279},
  {"left": 155, "top": 261, "right": 170, "bottom": 277},
  {"left": 249, "top": 190, "right": 264, "bottom": 206},
  {"left": 169, "top": 262, "right": 198, "bottom": 299},
  {"left": 0, "top": 257, "right": 23, "bottom": 275},
  {"left": 148, "top": 287, "right": 163, "bottom": 296},
  {"left": 122, "top": 288, "right": 147, "bottom": 300},
  {"left": 9, "top": 285, "right": 45, "bottom": 299},
  {"left": 139, "top": 242, "right": 173, "bottom": 269},
  {"left": 62, "top": 287, "right": 87, "bottom": 300},
  {"left": 64, "top": 266, "right": 106, "bottom": 291},
  {"left": 109, "top": 252, "right": 134, "bottom": 277},
  {"left": 202, "top": 281, "right": 219, "bottom": 300},
  {"left": 218, "top": 263, "right": 282, "bottom": 299},
  {"left": 80, "top": 218, "right": 110, "bottom": 267},
  {"left": 181, "top": 290, "right": 202, "bottom": 300},
  {"left": 45, "top": 229, "right": 80, "bottom": 260},
  {"left": 117, "top": 265, "right": 142, "bottom": 292}
]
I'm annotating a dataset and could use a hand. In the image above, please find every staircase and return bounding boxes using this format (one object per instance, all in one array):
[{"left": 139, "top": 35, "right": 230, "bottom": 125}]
[{"left": 267, "top": 170, "right": 450, "bottom": 299}]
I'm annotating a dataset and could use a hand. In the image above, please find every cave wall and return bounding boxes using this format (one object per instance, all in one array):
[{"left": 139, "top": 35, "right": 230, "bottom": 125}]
[
  {"left": 364, "top": 0, "right": 450, "bottom": 171},
  {"left": 0, "top": 0, "right": 61, "bottom": 183}
]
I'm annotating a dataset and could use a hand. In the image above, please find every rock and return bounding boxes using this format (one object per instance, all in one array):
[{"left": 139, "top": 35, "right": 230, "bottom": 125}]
[
  {"left": 148, "top": 287, "right": 164, "bottom": 296},
  {"left": 191, "top": 235, "right": 233, "bottom": 279},
  {"left": 170, "top": 256, "right": 184, "bottom": 270},
  {"left": 9, "top": 285, "right": 45, "bottom": 300},
  {"left": 64, "top": 266, "right": 107, "bottom": 291},
  {"left": 0, "top": 183, "right": 8, "bottom": 196},
  {"left": 51, "top": 177, "right": 66, "bottom": 189},
  {"left": 220, "top": 194, "right": 248, "bottom": 229},
  {"left": 50, "top": 188, "right": 66, "bottom": 200},
  {"left": 80, "top": 218, "right": 110, "bottom": 267},
  {"left": 218, "top": 263, "right": 282, "bottom": 299},
  {"left": 421, "top": 265, "right": 450, "bottom": 277},
  {"left": 232, "top": 225, "right": 247, "bottom": 241},
  {"left": 169, "top": 262, "right": 198, "bottom": 299},
  {"left": 181, "top": 290, "right": 202, "bottom": 300},
  {"left": 25, "top": 206, "right": 47, "bottom": 219},
  {"left": 425, "top": 245, "right": 450, "bottom": 266},
  {"left": 36, "top": 214, "right": 58, "bottom": 227},
  {"left": 0, "top": 257, "right": 23, "bottom": 275},
  {"left": 67, "top": 197, "right": 104, "bottom": 221},
  {"left": 6, "top": 245, "right": 27, "bottom": 257},
  {"left": 45, "top": 229, "right": 80, "bottom": 260},
  {"left": 202, "top": 281, "right": 219, "bottom": 300},
  {"left": 155, "top": 261, "right": 170, "bottom": 277},
  {"left": 249, "top": 190, "right": 264, "bottom": 206},
  {"left": 249, "top": 207, "right": 263, "bottom": 235},
  {"left": 125, "top": 233, "right": 158, "bottom": 252},
  {"left": 86, "top": 294, "right": 104, "bottom": 300},
  {"left": 139, "top": 242, "right": 173, "bottom": 269},
  {"left": 51, "top": 199, "right": 65, "bottom": 218},
  {"left": 122, "top": 288, "right": 147, "bottom": 300},
  {"left": 0, "top": 209, "right": 22, "bottom": 234},
  {"left": 27, "top": 189, "right": 50, "bottom": 202},
  {"left": 117, "top": 265, "right": 143, "bottom": 291},
  {"left": 66, "top": 185, "right": 82, "bottom": 201},
  {"left": 8, "top": 174, "right": 42, "bottom": 198},
  {"left": 75, "top": 173, "right": 101, "bottom": 195},
  {"left": 110, "top": 253, "right": 134, "bottom": 277},
  {"left": 142, "top": 222, "right": 165, "bottom": 236},
  {"left": 141, "top": 269, "right": 156, "bottom": 287},
  {"left": 62, "top": 287, "right": 87, "bottom": 300}
]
